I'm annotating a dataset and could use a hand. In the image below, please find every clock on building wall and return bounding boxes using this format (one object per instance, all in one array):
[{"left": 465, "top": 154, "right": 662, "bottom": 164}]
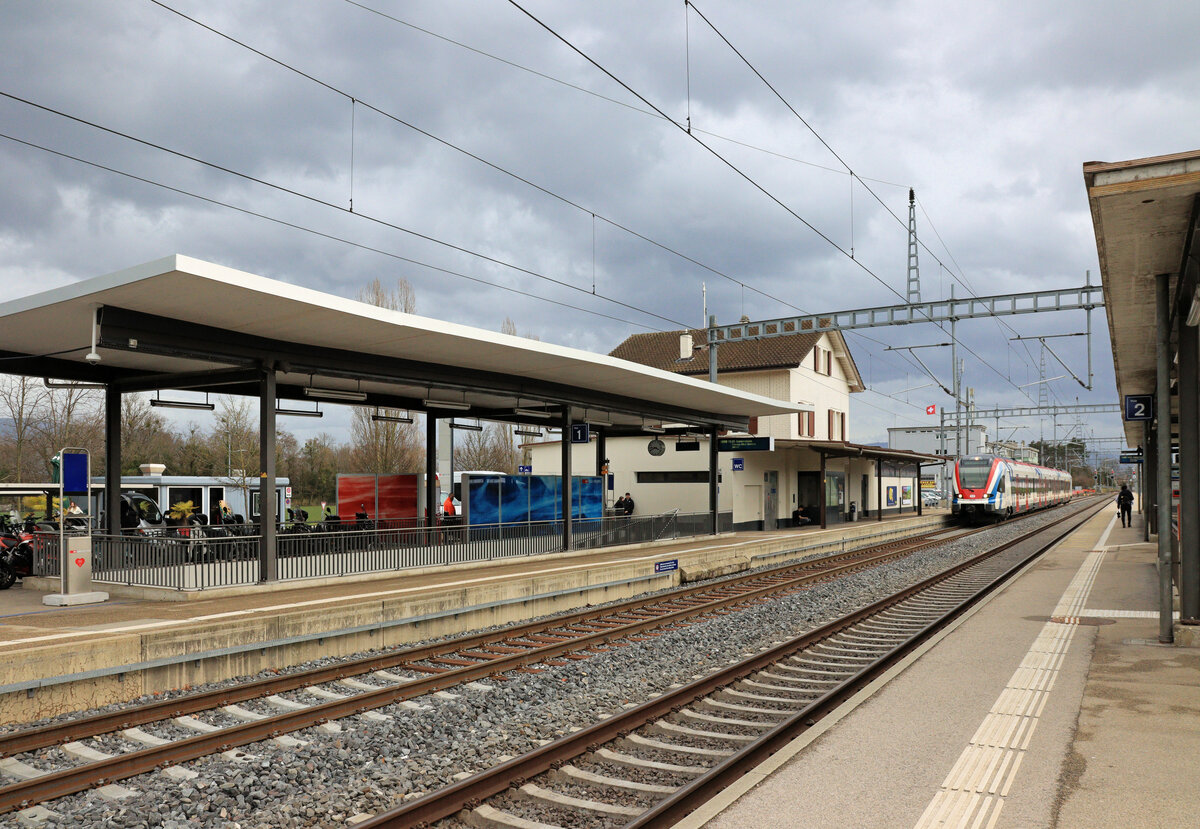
[{"left": 647, "top": 438, "right": 665, "bottom": 456}]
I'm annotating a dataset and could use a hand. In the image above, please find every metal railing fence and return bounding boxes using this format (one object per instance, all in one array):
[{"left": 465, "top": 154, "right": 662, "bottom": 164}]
[{"left": 33, "top": 510, "right": 732, "bottom": 591}]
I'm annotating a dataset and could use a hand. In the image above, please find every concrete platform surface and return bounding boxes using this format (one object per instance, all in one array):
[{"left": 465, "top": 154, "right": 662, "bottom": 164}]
[{"left": 689, "top": 505, "right": 1199, "bottom": 829}]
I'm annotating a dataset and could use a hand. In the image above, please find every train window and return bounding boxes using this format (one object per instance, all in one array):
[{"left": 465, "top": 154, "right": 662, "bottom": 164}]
[{"left": 959, "top": 458, "right": 993, "bottom": 488}]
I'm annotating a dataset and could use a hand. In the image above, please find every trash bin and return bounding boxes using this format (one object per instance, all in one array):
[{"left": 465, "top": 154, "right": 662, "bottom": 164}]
[{"left": 849, "top": 501, "right": 857, "bottom": 522}]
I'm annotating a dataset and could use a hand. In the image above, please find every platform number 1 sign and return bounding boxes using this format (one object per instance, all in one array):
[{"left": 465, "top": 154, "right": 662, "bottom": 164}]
[{"left": 1124, "top": 395, "right": 1154, "bottom": 422}]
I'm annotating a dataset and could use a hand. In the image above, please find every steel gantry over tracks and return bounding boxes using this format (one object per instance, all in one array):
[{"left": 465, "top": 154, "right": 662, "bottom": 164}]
[{"left": 706, "top": 284, "right": 1104, "bottom": 343}]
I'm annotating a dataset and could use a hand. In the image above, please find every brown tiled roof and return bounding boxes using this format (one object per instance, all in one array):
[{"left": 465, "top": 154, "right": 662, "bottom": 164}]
[{"left": 609, "top": 328, "right": 822, "bottom": 376}]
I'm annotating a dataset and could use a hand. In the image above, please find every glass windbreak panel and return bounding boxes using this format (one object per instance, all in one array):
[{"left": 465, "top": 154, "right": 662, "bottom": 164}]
[{"left": 958, "top": 458, "right": 994, "bottom": 489}]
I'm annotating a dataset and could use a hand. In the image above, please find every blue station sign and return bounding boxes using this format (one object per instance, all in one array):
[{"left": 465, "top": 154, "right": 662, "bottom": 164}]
[
  {"left": 1124, "top": 395, "right": 1154, "bottom": 422},
  {"left": 654, "top": 559, "right": 679, "bottom": 573}
]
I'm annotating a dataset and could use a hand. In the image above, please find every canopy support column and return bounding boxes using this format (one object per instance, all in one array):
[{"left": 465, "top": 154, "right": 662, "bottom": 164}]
[
  {"left": 561, "top": 412, "right": 572, "bottom": 552},
  {"left": 916, "top": 465, "right": 923, "bottom": 516},
  {"left": 709, "top": 426, "right": 719, "bottom": 534},
  {"left": 426, "top": 414, "right": 437, "bottom": 532},
  {"left": 258, "top": 368, "right": 277, "bottom": 583},
  {"left": 876, "top": 460, "right": 883, "bottom": 522},
  {"left": 1155, "top": 273, "right": 1173, "bottom": 643},
  {"left": 104, "top": 386, "right": 121, "bottom": 534},
  {"left": 1178, "top": 300, "right": 1199, "bottom": 622},
  {"left": 819, "top": 451, "right": 827, "bottom": 530}
]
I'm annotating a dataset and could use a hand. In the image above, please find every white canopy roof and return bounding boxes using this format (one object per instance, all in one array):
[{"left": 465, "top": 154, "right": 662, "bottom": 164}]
[{"left": 0, "top": 255, "right": 803, "bottom": 430}]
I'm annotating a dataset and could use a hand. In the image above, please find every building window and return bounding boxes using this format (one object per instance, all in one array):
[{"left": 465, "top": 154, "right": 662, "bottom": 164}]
[
  {"left": 828, "top": 410, "right": 846, "bottom": 441},
  {"left": 812, "top": 345, "right": 832, "bottom": 376},
  {"left": 798, "top": 410, "right": 815, "bottom": 437},
  {"left": 636, "top": 471, "right": 711, "bottom": 484}
]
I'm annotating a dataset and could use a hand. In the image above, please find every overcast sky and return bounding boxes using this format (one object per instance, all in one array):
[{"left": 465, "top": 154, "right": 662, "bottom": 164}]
[{"left": 3, "top": 0, "right": 1196, "bottom": 450}]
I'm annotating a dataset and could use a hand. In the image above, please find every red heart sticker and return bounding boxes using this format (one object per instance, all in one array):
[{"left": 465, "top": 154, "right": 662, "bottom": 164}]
[{"left": 74, "top": 557, "right": 86, "bottom": 567}]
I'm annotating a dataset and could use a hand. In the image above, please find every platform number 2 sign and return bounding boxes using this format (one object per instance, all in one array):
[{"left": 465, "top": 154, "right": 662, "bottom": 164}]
[{"left": 1124, "top": 395, "right": 1154, "bottom": 422}]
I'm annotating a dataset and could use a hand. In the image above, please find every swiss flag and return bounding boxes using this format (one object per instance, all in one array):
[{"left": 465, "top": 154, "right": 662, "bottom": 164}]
[{"left": 925, "top": 404, "right": 937, "bottom": 415}]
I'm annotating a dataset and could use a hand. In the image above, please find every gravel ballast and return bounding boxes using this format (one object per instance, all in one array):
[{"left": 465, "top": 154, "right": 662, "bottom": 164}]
[{"left": 4, "top": 506, "right": 1089, "bottom": 828}]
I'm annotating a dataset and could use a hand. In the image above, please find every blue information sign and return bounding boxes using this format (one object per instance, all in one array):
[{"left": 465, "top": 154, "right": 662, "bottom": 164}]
[
  {"left": 570, "top": 423, "right": 591, "bottom": 444},
  {"left": 732, "top": 457, "right": 745, "bottom": 471},
  {"left": 61, "top": 452, "right": 88, "bottom": 495},
  {"left": 654, "top": 559, "right": 678, "bottom": 573},
  {"left": 1124, "top": 394, "right": 1154, "bottom": 422},
  {"left": 518, "top": 465, "right": 532, "bottom": 474}
]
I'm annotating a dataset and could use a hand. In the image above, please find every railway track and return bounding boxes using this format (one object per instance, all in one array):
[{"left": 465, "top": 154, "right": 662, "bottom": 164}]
[
  {"left": 0, "top": 522, "right": 972, "bottom": 817},
  {"left": 347, "top": 498, "right": 1106, "bottom": 829}
]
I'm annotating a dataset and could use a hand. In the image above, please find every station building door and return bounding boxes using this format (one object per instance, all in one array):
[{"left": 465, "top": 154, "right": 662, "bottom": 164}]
[
  {"left": 825, "top": 470, "right": 845, "bottom": 525},
  {"left": 797, "top": 472, "right": 821, "bottom": 524},
  {"left": 764, "top": 471, "right": 778, "bottom": 530}
]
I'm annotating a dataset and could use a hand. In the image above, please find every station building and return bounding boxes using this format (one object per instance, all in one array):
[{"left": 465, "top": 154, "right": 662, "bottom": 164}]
[{"left": 526, "top": 325, "right": 942, "bottom": 530}]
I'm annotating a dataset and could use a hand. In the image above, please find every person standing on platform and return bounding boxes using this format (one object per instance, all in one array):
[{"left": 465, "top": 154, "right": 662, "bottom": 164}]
[
  {"left": 1117, "top": 484, "right": 1134, "bottom": 528},
  {"left": 621, "top": 492, "right": 635, "bottom": 516},
  {"left": 443, "top": 494, "right": 456, "bottom": 518}
]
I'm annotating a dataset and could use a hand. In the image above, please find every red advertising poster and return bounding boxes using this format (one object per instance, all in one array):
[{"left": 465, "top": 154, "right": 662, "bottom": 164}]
[
  {"left": 377, "top": 474, "right": 418, "bottom": 519},
  {"left": 337, "top": 474, "right": 377, "bottom": 520},
  {"left": 337, "top": 474, "right": 420, "bottom": 520}
]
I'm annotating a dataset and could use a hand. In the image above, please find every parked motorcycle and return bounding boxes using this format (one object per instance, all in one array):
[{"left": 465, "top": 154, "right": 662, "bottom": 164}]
[{"left": 0, "top": 515, "right": 35, "bottom": 589}]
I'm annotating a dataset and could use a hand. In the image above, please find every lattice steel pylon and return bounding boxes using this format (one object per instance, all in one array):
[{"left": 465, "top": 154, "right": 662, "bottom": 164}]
[
  {"left": 1038, "top": 343, "right": 1049, "bottom": 443},
  {"left": 906, "top": 188, "right": 921, "bottom": 304}
]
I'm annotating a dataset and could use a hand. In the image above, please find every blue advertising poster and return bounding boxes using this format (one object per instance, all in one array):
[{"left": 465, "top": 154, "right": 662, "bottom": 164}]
[
  {"left": 886, "top": 485, "right": 898, "bottom": 507},
  {"left": 465, "top": 474, "right": 603, "bottom": 525}
]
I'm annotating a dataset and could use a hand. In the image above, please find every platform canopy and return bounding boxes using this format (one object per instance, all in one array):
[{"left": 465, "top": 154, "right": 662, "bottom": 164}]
[
  {"left": 1085, "top": 150, "right": 1200, "bottom": 446},
  {"left": 0, "top": 255, "right": 804, "bottom": 432}
]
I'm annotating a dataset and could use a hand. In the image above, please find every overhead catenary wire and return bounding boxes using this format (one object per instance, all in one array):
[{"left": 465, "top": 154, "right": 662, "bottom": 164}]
[
  {"left": 0, "top": 90, "right": 688, "bottom": 330},
  {"left": 0, "top": 131, "right": 663, "bottom": 332},
  {"left": 146, "top": 0, "right": 809, "bottom": 330},
  {"left": 505, "top": 0, "right": 1042, "bottom": 402},
  {"left": 334, "top": 0, "right": 978, "bottom": 390},
  {"left": 142, "top": 0, "right": 935, "bottom": 390},
  {"left": 683, "top": 0, "right": 1043, "bottom": 386}
]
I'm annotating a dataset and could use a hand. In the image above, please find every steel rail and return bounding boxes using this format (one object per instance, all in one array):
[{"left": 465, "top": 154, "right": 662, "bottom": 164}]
[
  {"left": 0, "top": 527, "right": 945, "bottom": 759},
  {"left": 0, "top": 527, "right": 958, "bottom": 814},
  {"left": 353, "top": 497, "right": 1105, "bottom": 828}
]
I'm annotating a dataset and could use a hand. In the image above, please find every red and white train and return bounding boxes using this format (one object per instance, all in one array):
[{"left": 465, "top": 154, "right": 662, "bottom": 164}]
[{"left": 952, "top": 455, "right": 1072, "bottom": 522}]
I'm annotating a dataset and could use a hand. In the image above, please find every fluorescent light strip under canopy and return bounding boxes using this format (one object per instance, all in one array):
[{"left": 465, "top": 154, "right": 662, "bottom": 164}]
[
  {"left": 150, "top": 391, "right": 214, "bottom": 411},
  {"left": 448, "top": 421, "right": 483, "bottom": 432},
  {"left": 512, "top": 407, "right": 553, "bottom": 419},
  {"left": 275, "top": 407, "right": 323, "bottom": 418},
  {"left": 423, "top": 398, "right": 471, "bottom": 410},
  {"left": 372, "top": 410, "right": 414, "bottom": 423},
  {"left": 514, "top": 428, "right": 543, "bottom": 437},
  {"left": 304, "top": 387, "right": 367, "bottom": 402}
]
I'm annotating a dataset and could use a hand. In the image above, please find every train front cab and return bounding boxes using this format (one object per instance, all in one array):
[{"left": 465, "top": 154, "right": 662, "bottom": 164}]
[{"left": 953, "top": 455, "right": 1002, "bottom": 523}]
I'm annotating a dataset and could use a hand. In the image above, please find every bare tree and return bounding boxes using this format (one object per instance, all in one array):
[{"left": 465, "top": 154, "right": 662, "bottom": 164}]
[
  {"left": 350, "top": 277, "right": 425, "bottom": 474},
  {"left": 120, "top": 394, "right": 175, "bottom": 474},
  {"left": 34, "top": 385, "right": 104, "bottom": 476},
  {"left": 0, "top": 375, "right": 48, "bottom": 481},
  {"left": 212, "top": 396, "right": 259, "bottom": 513},
  {"left": 454, "top": 422, "right": 519, "bottom": 473}
]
